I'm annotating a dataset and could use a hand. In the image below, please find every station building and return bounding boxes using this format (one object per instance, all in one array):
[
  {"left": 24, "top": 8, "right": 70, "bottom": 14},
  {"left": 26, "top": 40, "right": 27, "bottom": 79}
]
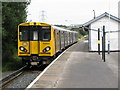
[{"left": 83, "top": 12, "right": 120, "bottom": 51}]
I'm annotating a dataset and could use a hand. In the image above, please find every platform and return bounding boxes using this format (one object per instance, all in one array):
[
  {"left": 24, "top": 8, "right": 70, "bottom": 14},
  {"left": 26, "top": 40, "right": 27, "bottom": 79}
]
[{"left": 27, "top": 40, "right": 118, "bottom": 88}]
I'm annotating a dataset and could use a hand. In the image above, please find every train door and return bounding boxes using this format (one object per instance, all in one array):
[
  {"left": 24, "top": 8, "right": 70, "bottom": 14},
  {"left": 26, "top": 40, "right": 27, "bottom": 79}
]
[
  {"left": 30, "top": 26, "right": 40, "bottom": 55},
  {"left": 61, "top": 31, "right": 65, "bottom": 49},
  {"left": 64, "top": 32, "right": 66, "bottom": 47},
  {"left": 67, "top": 32, "right": 69, "bottom": 45},
  {"left": 71, "top": 33, "right": 73, "bottom": 43},
  {"left": 69, "top": 32, "right": 71, "bottom": 44},
  {"left": 54, "top": 30, "right": 60, "bottom": 52},
  {"left": 59, "top": 31, "right": 61, "bottom": 50},
  {"left": 73, "top": 33, "right": 75, "bottom": 43},
  {"left": 67, "top": 32, "right": 69, "bottom": 46},
  {"left": 63, "top": 32, "right": 65, "bottom": 48}
]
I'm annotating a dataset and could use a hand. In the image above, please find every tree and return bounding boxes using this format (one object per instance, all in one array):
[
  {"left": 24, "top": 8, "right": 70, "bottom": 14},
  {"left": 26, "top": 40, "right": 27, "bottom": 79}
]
[{"left": 2, "top": 2, "right": 30, "bottom": 68}]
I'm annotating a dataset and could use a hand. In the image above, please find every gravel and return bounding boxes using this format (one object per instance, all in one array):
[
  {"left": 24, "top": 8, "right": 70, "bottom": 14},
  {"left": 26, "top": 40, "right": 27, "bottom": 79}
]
[{"left": 5, "top": 71, "right": 41, "bottom": 89}]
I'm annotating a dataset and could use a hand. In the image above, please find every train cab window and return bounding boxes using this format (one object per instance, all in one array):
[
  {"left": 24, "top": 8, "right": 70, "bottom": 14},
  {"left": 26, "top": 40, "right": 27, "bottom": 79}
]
[
  {"left": 19, "top": 26, "right": 51, "bottom": 41},
  {"left": 33, "top": 31, "right": 38, "bottom": 40},
  {"left": 42, "top": 30, "right": 50, "bottom": 41},
  {"left": 39, "top": 26, "right": 51, "bottom": 41},
  {"left": 19, "top": 26, "right": 29, "bottom": 41},
  {"left": 30, "top": 26, "right": 39, "bottom": 41}
]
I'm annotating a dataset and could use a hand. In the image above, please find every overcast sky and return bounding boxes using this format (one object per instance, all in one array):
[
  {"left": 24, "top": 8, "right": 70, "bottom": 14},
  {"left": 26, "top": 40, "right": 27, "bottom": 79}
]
[{"left": 27, "top": 0, "right": 119, "bottom": 25}]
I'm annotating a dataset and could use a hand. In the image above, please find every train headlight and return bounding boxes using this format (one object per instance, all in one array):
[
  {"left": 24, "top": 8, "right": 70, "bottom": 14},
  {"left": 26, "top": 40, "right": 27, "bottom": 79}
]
[
  {"left": 19, "top": 46, "right": 27, "bottom": 52},
  {"left": 20, "top": 47, "right": 24, "bottom": 51},
  {"left": 43, "top": 46, "right": 51, "bottom": 52},
  {"left": 46, "top": 47, "right": 50, "bottom": 51}
]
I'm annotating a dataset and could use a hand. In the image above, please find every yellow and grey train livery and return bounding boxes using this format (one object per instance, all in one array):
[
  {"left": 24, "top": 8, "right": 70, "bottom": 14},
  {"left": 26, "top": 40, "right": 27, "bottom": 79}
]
[{"left": 18, "top": 22, "right": 78, "bottom": 66}]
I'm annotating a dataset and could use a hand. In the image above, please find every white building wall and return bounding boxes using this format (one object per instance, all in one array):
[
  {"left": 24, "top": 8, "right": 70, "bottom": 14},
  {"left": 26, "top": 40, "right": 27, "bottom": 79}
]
[{"left": 90, "top": 16, "right": 119, "bottom": 51}]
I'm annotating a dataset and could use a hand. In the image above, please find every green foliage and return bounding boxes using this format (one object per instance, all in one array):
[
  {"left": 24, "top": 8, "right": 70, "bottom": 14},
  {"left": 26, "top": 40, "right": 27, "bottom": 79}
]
[
  {"left": 54, "top": 24, "right": 68, "bottom": 28},
  {"left": 2, "top": 2, "right": 30, "bottom": 71},
  {"left": 79, "top": 30, "right": 88, "bottom": 36},
  {"left": 2, "top": 2, "right": 29, "bottom": 42},
  {"left": 2, "top": 45, "right": 22, "bottom": 72},
  {"left": 54, "top": 24, "right": 88, "bottom": 40},
  {"left": 2, "top": 58, "right": 22, "bottom": 72}
]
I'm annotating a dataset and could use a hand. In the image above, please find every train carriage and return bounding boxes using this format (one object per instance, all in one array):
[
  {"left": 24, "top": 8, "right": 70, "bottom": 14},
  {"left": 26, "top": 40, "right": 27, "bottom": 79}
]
[{"left": 18, "top": 22, "right": 78, "bottom": 66}]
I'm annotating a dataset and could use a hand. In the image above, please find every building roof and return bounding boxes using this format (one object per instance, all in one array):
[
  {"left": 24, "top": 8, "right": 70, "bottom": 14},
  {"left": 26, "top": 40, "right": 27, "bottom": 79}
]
[{"left": 83, "top": 12, "right": 120, "bottom": 26}]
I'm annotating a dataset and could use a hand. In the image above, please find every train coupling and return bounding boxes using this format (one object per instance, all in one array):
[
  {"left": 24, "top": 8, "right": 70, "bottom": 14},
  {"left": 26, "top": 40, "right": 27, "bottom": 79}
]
[
  {"left": 31, "top": 62, "right": 39, "bottom": 66},
  {"left": 30, "top": 56, "right": 41, "bottom": 66}
]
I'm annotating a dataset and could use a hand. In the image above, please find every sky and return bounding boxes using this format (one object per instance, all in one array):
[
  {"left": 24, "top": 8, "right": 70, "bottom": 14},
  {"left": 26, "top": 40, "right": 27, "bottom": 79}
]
[{"left": 27, "top": 0, "right": 120, "bottom": 25}]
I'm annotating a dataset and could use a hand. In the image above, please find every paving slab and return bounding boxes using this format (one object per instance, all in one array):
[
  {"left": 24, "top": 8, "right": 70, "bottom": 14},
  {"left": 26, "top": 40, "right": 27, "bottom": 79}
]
[{"left": 28, "top": 40, "right": 118, "bottom": 88}]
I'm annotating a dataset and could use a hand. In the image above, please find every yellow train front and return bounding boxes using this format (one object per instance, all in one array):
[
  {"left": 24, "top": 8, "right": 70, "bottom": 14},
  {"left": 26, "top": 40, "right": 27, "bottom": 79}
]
[{"left": 18, "top": 22, "right": 78, "bottom": 66}]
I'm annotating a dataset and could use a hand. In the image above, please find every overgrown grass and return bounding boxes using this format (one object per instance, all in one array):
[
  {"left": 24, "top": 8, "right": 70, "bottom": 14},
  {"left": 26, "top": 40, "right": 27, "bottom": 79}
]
[
  {"left": 0, "top": 68, "right": 2, "bottom": 72},
  {"left": 0, "top": 27, "right": 2, "bottom": 35},
  {"left": 0, "top": 30, "right": 1, "bottom": 35},
  {"left": 2, "top": 52, "right": 23, "bottom": 72},
  {"left": 80, "top": 36, "right": 86, "bottom": 40},
  {"left": 78, "top": 34, "right": 84, "bottom": 40}
]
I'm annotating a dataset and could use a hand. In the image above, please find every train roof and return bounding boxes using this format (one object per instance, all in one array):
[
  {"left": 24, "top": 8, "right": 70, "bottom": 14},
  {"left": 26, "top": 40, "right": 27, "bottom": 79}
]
[
  {"left": 52, "top": 26, "right": 78, "bottom": 33},
  {"left": 19, "top": 22, "right": 78, "bottom": 33},
  {"left": 52, "top": 26, "right": 70, "bottom": 32},
  {"left": 19, "top": 22, "right": 51, "bottom": 26}
]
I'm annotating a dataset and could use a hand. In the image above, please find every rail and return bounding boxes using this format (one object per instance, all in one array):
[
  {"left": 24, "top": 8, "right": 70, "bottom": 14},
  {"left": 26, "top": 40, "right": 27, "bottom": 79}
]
[{"left": 0, "top": 65, "right": 27, "bottom": 88}]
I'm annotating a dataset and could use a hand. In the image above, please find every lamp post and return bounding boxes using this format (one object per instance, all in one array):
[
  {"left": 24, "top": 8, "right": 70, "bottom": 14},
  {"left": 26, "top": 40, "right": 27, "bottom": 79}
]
[
  {"left": 93, "top": 10, "right": 96, "bottom": 19},
  {"left": 108, "top": 0, "right": 110, "bottom": 54}
]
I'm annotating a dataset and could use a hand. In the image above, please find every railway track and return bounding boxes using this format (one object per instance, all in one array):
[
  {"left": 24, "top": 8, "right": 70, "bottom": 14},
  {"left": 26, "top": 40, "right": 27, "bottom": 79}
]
[
  {"left": 0, "top": 65, "right": 27, "bottom": 89},
  {"left": 0, "top": 52, "right": 61, "bottom": 89},
  {"left": 0, "top": 65, "right": 47, "bottom": 89},
  {"left": 0, "top": 43, "right": 75, "bottom": 89}
]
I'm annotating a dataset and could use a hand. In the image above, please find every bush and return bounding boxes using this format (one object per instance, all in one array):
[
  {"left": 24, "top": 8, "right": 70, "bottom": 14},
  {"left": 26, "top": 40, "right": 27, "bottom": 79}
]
[
  {"left": 2, "top": 45, "right": 23, "bottom": 72},
  {"left": 2, "top": 53, "right": 22, "bottom": 72}
]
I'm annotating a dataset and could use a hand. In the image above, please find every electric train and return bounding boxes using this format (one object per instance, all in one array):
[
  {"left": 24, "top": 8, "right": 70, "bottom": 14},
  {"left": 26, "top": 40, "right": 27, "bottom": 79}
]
[{"left": 18, "top": 22, "right": 78, "bottom": 66}]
